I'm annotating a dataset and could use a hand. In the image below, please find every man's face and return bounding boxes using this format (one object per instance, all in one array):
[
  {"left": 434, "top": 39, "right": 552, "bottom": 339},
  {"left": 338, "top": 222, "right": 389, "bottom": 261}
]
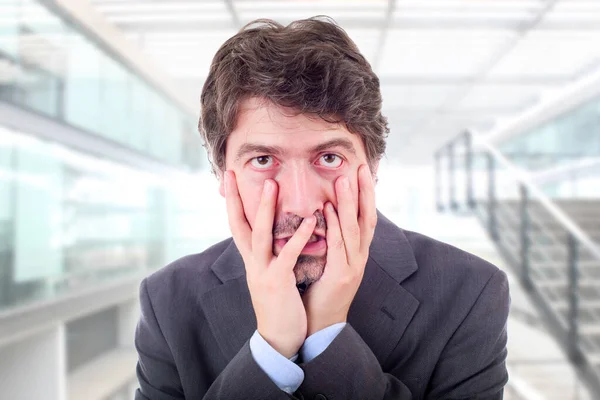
[{"left": 220, "top": 97, "right": 375, "bottom": 286}]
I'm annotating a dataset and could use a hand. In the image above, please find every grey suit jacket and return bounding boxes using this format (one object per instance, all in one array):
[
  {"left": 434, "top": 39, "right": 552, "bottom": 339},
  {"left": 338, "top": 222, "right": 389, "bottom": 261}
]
[{"left": 135, "top": 211, "right": 510, "bottom": 400}]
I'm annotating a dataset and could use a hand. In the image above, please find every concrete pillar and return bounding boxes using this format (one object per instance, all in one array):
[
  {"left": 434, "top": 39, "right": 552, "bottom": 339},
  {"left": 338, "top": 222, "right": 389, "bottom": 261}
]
[{"left": 0, "top": 324, "right": 66, "bottom": 400}]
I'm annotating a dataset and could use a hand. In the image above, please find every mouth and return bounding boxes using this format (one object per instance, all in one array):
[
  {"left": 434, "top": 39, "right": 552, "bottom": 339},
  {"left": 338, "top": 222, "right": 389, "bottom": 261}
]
[
  {"left": 274, "top": 230, "right": 326, "bottom": 242},
  {"left": 274, "top": 231, "right": 327, "bottom": 255}
]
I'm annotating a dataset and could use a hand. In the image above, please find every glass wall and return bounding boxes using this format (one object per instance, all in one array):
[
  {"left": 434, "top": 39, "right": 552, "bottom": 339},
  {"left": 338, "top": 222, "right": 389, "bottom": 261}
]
[
  {"left": 0, "top": 126, "right": 226, "bottom": 313},
  {"left": 498, "top": 94, "right": 600, "bottom": 198},
  {"left": 0, "top": 0, "right": 202, "bottom": 170},
  {"left": 499, "top": 94, "right": 600, "bottom": 169},
  {"left": 0, "top": 0, "right": 220, "bottom": 313}
]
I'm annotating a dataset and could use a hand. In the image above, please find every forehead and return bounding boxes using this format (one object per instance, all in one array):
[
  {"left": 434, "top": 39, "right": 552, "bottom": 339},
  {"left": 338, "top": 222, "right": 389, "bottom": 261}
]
[{"left": 227, "top": 97, "right": 366, "bottom": 155}]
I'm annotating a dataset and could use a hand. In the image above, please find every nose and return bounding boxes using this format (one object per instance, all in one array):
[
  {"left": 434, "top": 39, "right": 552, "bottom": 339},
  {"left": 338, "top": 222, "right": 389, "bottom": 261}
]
[{"left": 276, "top": 163, "right": 325, "bottom": 218}]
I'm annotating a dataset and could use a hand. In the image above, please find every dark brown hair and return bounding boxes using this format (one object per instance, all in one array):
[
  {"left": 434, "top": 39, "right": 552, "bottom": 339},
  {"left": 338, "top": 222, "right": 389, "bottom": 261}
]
[{"left": 199, "top": 16, "right": 388, "bottom": 175}]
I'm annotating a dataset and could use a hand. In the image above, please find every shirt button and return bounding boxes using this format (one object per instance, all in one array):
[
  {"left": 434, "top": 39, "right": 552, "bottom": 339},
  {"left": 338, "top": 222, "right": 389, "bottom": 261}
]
[{"left": 314, "top": 395, "right": 327, "bottom": 400}]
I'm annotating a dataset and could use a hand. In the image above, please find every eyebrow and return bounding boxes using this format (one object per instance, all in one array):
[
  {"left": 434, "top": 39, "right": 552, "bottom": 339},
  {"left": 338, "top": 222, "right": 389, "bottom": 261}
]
[
  {"left": 234, "top": 138, "right": 356, "bottom": 162},
  {"left": 235, "top": 144, "right": 285, "bottom": 162},
  {"left": 311, "top": 138, "right": 356, "bottom": 155}
]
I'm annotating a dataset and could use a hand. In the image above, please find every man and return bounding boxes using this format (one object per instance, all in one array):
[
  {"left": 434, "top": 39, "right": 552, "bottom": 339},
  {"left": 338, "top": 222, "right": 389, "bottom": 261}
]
[{"left": 135, "top": 17, "right": 509, "bottom": 400}]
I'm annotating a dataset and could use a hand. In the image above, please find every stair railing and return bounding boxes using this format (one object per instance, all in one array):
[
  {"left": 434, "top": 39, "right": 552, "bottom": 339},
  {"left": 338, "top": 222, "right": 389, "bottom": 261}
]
[{"left": 435, "top": 129, "right": 600, "bottom": 396}]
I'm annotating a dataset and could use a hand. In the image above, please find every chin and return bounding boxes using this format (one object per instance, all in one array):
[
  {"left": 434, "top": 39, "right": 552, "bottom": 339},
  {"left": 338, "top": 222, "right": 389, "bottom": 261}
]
[{"left": 293, "top": 254, "right": 326, "bottom": 287}]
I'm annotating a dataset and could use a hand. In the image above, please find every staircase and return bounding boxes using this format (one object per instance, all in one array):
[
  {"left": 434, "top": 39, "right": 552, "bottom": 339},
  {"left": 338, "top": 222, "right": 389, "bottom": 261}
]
[
  {"left": 435, "top": 130, "right": 600, "bottom": 398},
  {"left": 487, "top": 199, "right": 600, "bottom": 365},
  {"left": 411, "top": 212, "right": 594, "bottom": 400}
]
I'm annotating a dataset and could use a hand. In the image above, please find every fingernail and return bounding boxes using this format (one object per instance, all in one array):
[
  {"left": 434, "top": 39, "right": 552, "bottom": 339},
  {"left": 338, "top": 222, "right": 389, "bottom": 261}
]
[
  {"left": 304, "top": 215, "right": 315, "bottom": 224},
  {"left": 263, "top": 180, "right": 272, "bottom": 194}
]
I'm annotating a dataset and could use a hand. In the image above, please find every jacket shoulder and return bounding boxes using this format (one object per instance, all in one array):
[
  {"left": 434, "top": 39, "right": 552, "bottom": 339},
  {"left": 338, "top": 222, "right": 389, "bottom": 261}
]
[
  {"left": 403, "top": 229, "right": 501, "bottom": 282},
  {"left": 401, "top": 228, "right": 508, "bottom": 314},
  {"left": 401, "top": 229, "right": 510, "bottom": 339},
  {"left": 144, "top": 237, "right": 233, "bottom": 297}
]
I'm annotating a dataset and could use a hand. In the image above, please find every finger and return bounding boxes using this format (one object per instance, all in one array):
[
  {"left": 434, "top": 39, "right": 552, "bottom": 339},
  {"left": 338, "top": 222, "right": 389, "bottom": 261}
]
[
  {"left": 224, "top": 170, "right": 252, "bottom": 258},
  {"left": 324, "top": 202, "right": 348, "bottom": 268},
  {"left": 335, "top": 175, "right": 360, "bottom": 261},
  {"left": 358, "top": 164, "right": 377, "bottom": 254},
  {"left": 276, "top": 215, "right": 316, "bottom": 271},
  {"left": 252, "top": 179, "right": 278, "bottom": 265}
]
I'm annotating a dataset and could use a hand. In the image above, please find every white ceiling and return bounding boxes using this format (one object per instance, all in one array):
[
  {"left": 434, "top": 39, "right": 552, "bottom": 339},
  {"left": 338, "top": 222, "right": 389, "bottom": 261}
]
[{"left": 89, "top": 0, "right": 600, "bottom": 164}]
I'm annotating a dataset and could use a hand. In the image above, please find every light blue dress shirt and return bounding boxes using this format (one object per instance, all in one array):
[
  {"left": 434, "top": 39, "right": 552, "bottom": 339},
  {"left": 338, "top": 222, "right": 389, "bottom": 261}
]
[{"left": 249, "top": 322, "right": 347, "bottom": 394}]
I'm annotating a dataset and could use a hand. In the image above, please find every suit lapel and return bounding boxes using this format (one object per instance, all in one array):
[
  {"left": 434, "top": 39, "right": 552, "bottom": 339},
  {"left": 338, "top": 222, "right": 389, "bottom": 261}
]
[
  {"left": 349, "top": 212, "right": 420, "bottom": 367},
  {"left": 200, "top": 211, "right": 420, "bottom": 366},
  {"left": 200, "top": 241, "right": 257, "bottom": 361}
]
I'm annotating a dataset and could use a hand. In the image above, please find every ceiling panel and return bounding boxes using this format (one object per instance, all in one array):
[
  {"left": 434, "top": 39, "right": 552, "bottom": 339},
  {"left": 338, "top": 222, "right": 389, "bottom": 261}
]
[
  {"left": 390, "top": 0, "right": 543, "bottom": 31},
  {"left": 547, "top": 0, "right": 600, "bottom": 20},
  {"left": 94, "top": 2, "right": 227, "bottom": 14},
  {"left": 378, "top": 30, "right": 516, "bottom": 76},
  {"left": 235, "top": 0, "right": 386, "bottom": 27},
  {"left": 392, "top": 1, "right": 540, "bottom": 22},
  {"left": 381, "top": 84, "right": 461, "bottom": 109},
  {"left": 451, "top": 84, "right": 550, "bottom": 112},
  {"left": 87, "top": 0, "right": 600, "bottom": 165},
  {"left": 105, "top": 13, "right": 231, "bottom": 24},
  {"left": 236, "top": 13, "right": 384, "bottom": 29},
  {"left": 140, "top": 31, "right": 234, "bottom": 78},
  {"left": 393, "top": 0, "right": 544, "bottom": 10},
  {"left": 489, "top": 31, "right": 600, "bottom": 78},
  {"left": 95, "top": 1, "right": 230, "bottom": 24},
  {"left": 234, "top": 0, "right": 387, "bottom": 11}
]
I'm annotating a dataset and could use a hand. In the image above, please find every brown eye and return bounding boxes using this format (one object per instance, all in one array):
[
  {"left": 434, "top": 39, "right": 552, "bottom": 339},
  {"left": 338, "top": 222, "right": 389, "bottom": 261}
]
[
  {"left": 319, "top": 154, "right": 342, "bottom": 168},
  {"left": 250, "top": 156, "right": 273, "bottom": 169}
]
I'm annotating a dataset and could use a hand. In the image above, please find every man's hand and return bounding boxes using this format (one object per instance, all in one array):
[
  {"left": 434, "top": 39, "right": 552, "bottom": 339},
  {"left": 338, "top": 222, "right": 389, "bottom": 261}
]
[
  {"left": 303, "top": 164, "right": 377, "bottom": 336},
  {"left": 224, "top": 171, "right": 316, "bottom": 359}
]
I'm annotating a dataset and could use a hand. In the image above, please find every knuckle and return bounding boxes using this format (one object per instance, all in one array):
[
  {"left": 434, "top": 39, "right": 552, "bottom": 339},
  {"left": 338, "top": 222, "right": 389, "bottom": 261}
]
[
  {"left": 339, "top": 273, "right": 359, "bottom": 287},
  {"left": 339, "top": 275, "right": 352, "bottom": 286}
]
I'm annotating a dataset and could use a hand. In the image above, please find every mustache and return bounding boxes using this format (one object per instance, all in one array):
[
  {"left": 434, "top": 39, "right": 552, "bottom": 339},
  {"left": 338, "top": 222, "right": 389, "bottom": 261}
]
[{"left": 272, "top": 211, "right": 326, "bottom": 237}]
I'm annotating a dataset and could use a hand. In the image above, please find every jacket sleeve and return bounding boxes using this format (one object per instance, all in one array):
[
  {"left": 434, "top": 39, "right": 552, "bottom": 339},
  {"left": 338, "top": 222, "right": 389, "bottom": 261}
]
[
  {"left": 425, "top": 269, "right": 509, "bottom": 399},
  {"left": 296, "top": 269, "right": 510, "bottom": 400},
  {"left": 134, "top": 278, "right": 297, "bottom": 400},
  {"left": 296, "top": 324, "right": 414, "bottom": 399}
]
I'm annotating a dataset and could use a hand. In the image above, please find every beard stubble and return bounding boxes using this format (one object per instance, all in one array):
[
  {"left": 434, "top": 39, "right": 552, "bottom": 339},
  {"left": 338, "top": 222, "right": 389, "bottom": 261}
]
[{"left": 272, "top": 211, "right": 327, "bottom": 289}]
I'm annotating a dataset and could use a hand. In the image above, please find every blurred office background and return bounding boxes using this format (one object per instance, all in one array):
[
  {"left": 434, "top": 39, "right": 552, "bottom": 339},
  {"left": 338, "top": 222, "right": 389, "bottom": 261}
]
[{"left": 0, "top": 0, "right": 599, "bottom": 399}]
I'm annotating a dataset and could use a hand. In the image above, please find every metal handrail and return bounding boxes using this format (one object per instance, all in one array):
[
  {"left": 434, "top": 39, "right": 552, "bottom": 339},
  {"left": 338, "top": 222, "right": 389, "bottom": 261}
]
[
  {"left": 436, "top": 128, "right": 600, "bottom": 395},
  {"left": 492, "top": 203, "right": 567, "bottom": 270},
  {"left": 471, "top": 130, "right": 600, "bottom": 262},
  {"left": 529, "top": 156, "right": 600, "bottom": 186}
]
